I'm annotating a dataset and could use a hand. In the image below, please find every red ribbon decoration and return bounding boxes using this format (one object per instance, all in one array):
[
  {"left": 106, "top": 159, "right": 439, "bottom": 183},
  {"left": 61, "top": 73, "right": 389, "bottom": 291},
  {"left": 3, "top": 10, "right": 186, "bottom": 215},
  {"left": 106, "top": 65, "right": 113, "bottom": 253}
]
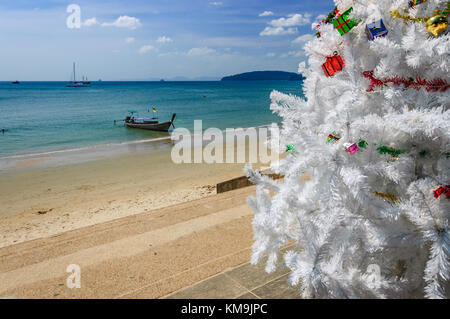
[{"left": 362, "top": 70, "right": 450, "bottom": 92}]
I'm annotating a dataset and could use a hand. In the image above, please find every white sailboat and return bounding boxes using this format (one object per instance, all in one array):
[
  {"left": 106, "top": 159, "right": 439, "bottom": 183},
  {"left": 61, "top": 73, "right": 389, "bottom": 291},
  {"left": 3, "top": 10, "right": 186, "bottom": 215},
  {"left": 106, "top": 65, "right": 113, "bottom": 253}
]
[{"left": 66, "top": 62, "right": 91, "bottom": 87}]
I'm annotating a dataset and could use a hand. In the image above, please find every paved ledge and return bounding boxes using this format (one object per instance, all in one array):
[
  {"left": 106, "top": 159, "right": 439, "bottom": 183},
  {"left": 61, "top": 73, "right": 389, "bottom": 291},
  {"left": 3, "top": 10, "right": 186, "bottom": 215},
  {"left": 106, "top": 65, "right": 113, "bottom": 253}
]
[
  {"left": 216, "top": 171, "right": 282, "bottom": 194},
  {"left": 163, "top": 243, "right": 301, "bottom": 299}
]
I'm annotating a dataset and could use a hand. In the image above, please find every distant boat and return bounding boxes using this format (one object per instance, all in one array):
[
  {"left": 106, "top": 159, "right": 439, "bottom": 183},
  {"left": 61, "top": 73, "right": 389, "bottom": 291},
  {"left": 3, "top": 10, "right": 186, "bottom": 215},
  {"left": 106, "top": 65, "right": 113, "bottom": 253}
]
[
  {"left": 115, "top": 111, "right": 176, "bottom": 132},
  {"left": 12, "top": 81, "right": 20, "bottom": 84},
  {"left": 66, "top": 62, "right": 91, "bottom": 87}
]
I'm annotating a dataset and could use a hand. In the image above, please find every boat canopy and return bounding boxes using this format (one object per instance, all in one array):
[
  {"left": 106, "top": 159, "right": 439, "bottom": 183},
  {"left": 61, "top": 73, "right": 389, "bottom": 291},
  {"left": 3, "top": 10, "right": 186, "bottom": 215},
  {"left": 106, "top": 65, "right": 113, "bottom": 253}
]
[{"left": 134, "top": 117, "right": 157, "bottom": 121}]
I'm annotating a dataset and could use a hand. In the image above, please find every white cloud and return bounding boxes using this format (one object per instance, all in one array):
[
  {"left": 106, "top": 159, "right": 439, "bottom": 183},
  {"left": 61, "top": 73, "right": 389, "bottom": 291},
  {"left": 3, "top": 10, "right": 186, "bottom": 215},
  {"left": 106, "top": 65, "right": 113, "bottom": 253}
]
[
  {"left": 157, "top": 36, "right": 173, "bottom": 43},
  {"left": 259, "top": 11, "right": 274, "bottom": 17},
  {"left": 260, "top": 13, "right": 311, "bottom": 36},
  {"left": 138, "top": 45, "right": 155, "bottom": 54},
  {"left": 269, "top": 13, "right": 311, "bottom": 28},
  {"left": 83, "top": 17, "right": 99, "bottom": 27},
  {"left": 125, "top": 37, "right": 135, "bottom": 43},
  {"left": 102, "top": 16, "right": 142, "bottom": 30},
  {"left": 266, "top": 52, "right": 276, "bottom": 57},
  {"left": 187, "top": 47, "right": 216, "bottom": 56},
  {"left": 209, "top": 1, "right": 223, "bottom": 6},
  {"left": 158, "top": 51, "right": 180, "bottom": 57},
  {"left": 281, "top": 51, "right": 303, "bottom": 58},
  {"left": 292, "top": 34, "right": 314, "bottom": 44},
  {"left": 260, "top": 26, "right": 297, "bottom": 36},
  {"left": 201, "top": 37, "right": 259, "bottom": 48},
  {"left": 290, "top": 51, "right": 303, "bottom": 57}
]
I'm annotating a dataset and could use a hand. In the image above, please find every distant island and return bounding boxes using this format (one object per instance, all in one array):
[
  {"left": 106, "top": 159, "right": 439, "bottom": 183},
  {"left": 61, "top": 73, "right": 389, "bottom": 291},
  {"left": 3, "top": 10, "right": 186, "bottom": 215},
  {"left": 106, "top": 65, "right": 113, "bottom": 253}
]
[{"left": 221, "top": 71, "right": 303, "bottom": 81}]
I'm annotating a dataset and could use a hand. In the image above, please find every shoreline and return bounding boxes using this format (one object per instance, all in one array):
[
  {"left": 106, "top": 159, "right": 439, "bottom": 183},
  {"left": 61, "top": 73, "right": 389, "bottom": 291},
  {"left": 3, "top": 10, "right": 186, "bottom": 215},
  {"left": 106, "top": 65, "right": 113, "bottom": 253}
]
[{"left": 0, "top": 123, "right": 277, "bottom": 173}]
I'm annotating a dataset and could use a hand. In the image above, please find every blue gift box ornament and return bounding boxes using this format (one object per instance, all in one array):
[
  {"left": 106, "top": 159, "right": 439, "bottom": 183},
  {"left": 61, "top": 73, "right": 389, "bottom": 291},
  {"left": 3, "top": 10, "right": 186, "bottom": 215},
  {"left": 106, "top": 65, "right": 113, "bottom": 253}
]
[{"left": 366, "top": 19, "right": 388, "bottom": 40}]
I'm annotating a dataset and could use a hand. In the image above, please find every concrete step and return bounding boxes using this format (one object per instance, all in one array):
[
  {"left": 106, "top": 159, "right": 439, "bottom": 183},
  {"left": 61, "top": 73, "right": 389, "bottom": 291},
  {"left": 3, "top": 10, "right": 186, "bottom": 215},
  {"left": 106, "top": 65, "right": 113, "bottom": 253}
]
[{"left": 0, "top": 186, "right": 257, "bottom": 298}]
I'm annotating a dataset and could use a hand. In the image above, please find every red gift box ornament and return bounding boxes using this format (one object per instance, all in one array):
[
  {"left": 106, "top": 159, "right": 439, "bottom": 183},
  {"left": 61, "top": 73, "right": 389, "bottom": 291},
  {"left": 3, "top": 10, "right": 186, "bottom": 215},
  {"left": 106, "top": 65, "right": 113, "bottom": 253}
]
[
  {"left": 322, "top": 52, "right": 345, "bottom": 77},
  {"left": 433, "top": 185, "right": 450, "bottom": 199}
]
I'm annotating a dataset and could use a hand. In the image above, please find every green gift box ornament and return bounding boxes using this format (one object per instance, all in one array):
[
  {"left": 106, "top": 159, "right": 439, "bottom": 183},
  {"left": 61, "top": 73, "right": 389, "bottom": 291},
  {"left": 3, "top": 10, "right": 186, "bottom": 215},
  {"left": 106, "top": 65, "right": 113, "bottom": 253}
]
[{"left": 332, "top": 7, "right": 359, "bottom": 35}]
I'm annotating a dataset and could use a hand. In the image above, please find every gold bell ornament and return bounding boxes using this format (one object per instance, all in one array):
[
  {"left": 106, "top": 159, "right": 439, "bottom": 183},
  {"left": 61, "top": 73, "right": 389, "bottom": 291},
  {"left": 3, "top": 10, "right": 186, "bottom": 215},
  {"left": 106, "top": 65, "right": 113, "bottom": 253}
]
[
  {"left": 426, "top": 11, "right": 448, "bottom": 37},
  {"left": 390, "top": 4, "right": 449, "bottom": 37}
]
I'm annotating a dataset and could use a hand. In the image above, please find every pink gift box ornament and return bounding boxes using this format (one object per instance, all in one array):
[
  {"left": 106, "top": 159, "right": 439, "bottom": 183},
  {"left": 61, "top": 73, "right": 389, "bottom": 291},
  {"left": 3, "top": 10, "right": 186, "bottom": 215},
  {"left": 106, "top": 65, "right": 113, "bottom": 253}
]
[{"left": 344, "top": 143, "right": 359, "bottom": 155}]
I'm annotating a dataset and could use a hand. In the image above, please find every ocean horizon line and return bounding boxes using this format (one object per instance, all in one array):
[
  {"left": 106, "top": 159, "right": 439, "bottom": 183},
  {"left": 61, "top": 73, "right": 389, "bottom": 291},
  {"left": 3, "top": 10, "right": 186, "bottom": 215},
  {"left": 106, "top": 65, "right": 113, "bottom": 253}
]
[
  {"left": 1, "top": 80, "right": 221, "bottom": 82},
  {"left": 0, "top": 79, "right": 302, "bottom": 83}
]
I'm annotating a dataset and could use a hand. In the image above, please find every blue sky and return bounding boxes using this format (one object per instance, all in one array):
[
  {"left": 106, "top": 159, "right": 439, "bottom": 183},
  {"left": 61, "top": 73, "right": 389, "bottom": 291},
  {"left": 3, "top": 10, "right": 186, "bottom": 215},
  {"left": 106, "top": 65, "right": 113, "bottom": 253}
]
[{"left": 0, "top": 0, "right": 333, "bottom": 80}]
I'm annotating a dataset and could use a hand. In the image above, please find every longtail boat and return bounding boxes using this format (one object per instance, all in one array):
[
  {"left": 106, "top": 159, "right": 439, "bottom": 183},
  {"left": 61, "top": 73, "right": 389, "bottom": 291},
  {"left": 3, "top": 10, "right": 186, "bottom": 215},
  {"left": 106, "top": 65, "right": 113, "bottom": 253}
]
[{"left": 116, "top": 111, "right": 176, "bottom": 132}]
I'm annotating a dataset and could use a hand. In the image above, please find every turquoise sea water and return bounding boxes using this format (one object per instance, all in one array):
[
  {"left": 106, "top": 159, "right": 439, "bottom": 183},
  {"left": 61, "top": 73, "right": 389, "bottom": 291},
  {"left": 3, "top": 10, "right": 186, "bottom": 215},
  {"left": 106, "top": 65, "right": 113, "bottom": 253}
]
[{"left": 0, "top": 81, "right": 303, "bottom": 158}]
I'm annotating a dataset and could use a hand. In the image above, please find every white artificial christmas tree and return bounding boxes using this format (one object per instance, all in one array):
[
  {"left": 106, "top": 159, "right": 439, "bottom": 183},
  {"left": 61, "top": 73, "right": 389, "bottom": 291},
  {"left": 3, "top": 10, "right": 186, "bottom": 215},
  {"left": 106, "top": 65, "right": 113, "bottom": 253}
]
[{"left": 246, "top": 0, "right": 449, "bottom": 298}]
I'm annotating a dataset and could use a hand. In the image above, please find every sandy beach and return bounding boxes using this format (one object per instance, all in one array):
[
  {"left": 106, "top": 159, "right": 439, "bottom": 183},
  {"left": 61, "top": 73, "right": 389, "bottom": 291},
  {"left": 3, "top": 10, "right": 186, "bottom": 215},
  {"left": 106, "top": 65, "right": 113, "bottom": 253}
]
[
  {"left": 0, "top": 138, "right": 271, "bottom": 248},
  {"left": 0, "top": 131, "right": 286, "bottom": 299}
]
